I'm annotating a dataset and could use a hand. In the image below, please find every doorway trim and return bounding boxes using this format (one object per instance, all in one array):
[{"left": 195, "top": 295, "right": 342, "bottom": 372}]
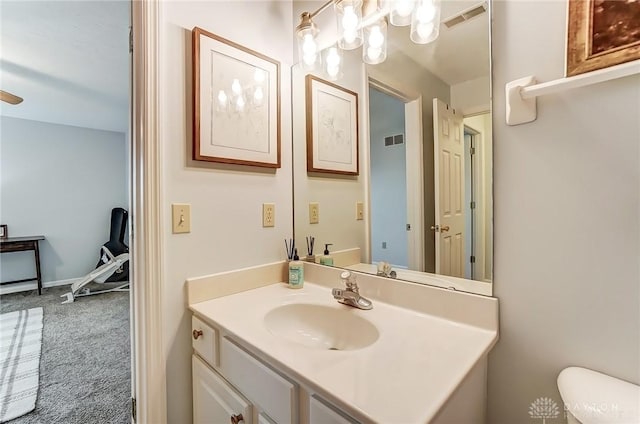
[
  {"left": 364, "top": 67, "right": 425, "bottom": 271},
  {"left": 131, "top": 2, "right": 167, "bottom": 423}
]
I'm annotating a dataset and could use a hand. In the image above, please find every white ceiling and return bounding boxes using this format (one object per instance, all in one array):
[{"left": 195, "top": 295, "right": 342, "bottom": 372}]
[
  {"left": 387, "top": 1, "right": 490, "bottom": 86},
  {"left": 0, "top": 1, "right": 130, "bottom": 133}
]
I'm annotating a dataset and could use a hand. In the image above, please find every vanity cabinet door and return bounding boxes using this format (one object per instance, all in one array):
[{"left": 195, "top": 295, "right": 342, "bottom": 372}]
[
  {"left": 309, "top": 395, "right": 358, "bottom": 424},
  {"left": 193, "top": 355, "right": 252, "bottom": 424}
]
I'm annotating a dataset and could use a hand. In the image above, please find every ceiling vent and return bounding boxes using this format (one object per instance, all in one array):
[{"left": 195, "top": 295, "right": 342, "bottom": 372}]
[{"left": 443, "top": 2, "right": 487, "bottom": 29}]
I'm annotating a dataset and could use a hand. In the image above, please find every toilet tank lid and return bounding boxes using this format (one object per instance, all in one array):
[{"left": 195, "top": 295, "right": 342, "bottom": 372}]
[{"left": 558, "top": 367, "right": 640, "bottom": 424}]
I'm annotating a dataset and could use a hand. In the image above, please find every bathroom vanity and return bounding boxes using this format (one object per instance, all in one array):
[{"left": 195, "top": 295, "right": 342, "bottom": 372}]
[{"left": 188, "top": 262, "right": 498, "bottom": 424}]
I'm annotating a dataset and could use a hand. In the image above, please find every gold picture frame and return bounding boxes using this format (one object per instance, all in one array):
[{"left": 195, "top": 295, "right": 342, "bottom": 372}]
[
  {"left": 567, "top": 0, "right": 640, "bottom": 76},
  {"left": 305, "top": 75, "right": 359, "bottom": 175},
  {"left": 192, "top": 27, "right": 281, "bottom": 168}
]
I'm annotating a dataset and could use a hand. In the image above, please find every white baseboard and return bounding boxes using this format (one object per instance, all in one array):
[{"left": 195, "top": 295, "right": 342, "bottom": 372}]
[{"left": 0, "top": 277, "right": 80, "bottom": 296}]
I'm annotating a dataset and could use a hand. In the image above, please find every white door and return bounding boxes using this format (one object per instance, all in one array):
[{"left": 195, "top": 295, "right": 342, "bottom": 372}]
[
  {"left": 432, "top": 98, "right": 465, "bottom": 277},
  {"left": 192, "top": 355, "right": 253, "bottom": 424},
  {"left": 405, "top": 99, "right": 425, "bottom": 271}
]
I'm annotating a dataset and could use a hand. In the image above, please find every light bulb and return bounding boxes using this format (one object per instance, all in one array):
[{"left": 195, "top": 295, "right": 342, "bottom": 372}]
[
  {"left": 302, "top": 33, "right": 317, "bottom": 56},
  {"left": 395, "top": 0, "right": 414, "bottom": 17},
  {"left": 368, "top": 26, "right": 384, "bottom": 48},
  {"left": 217, "top": 90, "right": 227, "bottom": 106},
  {"left": 303, "top": 54, "right": 316, "bottom": 66},
  {"left": 326, "top": 48, "right": 341, "bottom": 67},
  {"left": 327, "top": 65, "right": 339, "bottom": 78},
  {"left": 231, "top": 79, "right": 242, "bottom": 96},
  {"left": 416, "top": 22, "right": 435, "bottom": 39},
  {"left": 341, "top": 5, "right": 358, "bottom": 30},
  {"left": 254, "top": 68, "right": 265, "bottom": 83},
  {"left": 253, "top": 87, "right": 263, "bottom": 103},
  {"left": 344, "top": 29, "right": 358, "bottom": 44},
  {"left": 367, "top": 47, "right": 382, "bottom": 61},
  {"left": 236, "top": 96, "right": 245, "bottom": 112},
  {"left": 416, "top": 1, "right": 436, "bottom": 23}
]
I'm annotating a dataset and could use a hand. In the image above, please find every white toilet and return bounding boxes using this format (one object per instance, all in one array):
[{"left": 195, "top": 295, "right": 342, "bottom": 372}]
[{"left": 558, "top": 367, "right": 640, "bottom": 424}]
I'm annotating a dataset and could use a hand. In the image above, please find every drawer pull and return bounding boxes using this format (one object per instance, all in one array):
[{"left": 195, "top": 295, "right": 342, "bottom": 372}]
[
  {"left": 192, "top": 329, "right": 203, "bottom": 340},
  {"left": 230, "top": 413, "right": 244, "bottom": 424}
]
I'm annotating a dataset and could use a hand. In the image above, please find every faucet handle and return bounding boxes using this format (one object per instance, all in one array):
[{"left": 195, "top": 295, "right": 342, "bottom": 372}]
[{"left": 340, "top": 271, "right": 357, "bottom": 289}]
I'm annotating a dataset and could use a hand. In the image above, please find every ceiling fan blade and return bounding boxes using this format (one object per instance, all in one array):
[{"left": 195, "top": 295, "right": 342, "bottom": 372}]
[{"left": 0, "top": 90, "right": 24, "bottom": 105}]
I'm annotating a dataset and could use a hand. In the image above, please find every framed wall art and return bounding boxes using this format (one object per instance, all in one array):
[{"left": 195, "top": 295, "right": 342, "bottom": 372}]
[
  {"left": 305, "top": 75, "right": 359, "bottom": 175},
  {"left": 567, "top": 0, "right": 640, "bottom": 76},
  {"left": 192, "top": 27, "right": 281, "bottom": 167}
]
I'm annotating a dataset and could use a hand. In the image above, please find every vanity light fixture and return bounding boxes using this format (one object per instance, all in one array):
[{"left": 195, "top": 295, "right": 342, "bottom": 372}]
[{"left": 295, "top": 0, "right": 441, "bottom": 78}]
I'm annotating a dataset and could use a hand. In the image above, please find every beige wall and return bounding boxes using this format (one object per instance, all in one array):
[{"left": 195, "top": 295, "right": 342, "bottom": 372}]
[
  {"left": 451, "top": 75, "right": 491, "bottom": 116},
  {"left": 159, "top": 2, "right": 293, "bottom": 422},
  {"left": 488, "top": 1, "right": 640, "bottom": 423}
]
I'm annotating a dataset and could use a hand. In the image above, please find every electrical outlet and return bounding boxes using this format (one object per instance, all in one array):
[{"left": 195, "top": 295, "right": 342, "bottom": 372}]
[
  {"left": 356, "top": 202, "right": 364, "bottom": 220},
  {"left": 309, "top": 202, "right": 319, "bottom": 224},
  {"left": 263, "top": 203, "right": 275, "bottom": 227},
  {"left": 172, "top": 203, "right": 191, "bottom": 234}
]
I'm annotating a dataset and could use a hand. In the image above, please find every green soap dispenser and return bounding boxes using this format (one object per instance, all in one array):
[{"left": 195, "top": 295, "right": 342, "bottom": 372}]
[
  {"left": 288, "top": 249, "right": 304, "bottom": 289},
  {"left": 319, "top": 243, "right": 334, "bottom": 266}
]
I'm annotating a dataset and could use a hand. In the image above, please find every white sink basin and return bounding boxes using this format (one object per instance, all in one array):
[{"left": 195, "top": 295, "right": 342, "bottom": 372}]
[{"left": 264, "top": 303, "right": 379, "bottom": 351}]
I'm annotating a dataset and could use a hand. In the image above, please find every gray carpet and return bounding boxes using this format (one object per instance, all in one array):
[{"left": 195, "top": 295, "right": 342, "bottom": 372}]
[{"left": 0, "top": 285, "right": 130, "bottom": 423}]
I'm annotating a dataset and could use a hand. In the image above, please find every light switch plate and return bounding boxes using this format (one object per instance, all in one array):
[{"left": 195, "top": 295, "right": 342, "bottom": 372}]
[
  {"left": 263, "top": 203, "right": 275, "bottom": 227},
  {"left": 172, "top": 203, "right": 191, "bottom": 234},
  {"left": 356, "top": 202, "right": 364, "bottom": 220},
  {"left": 309, "top": 202, "right": 319, "bottom": 224}
]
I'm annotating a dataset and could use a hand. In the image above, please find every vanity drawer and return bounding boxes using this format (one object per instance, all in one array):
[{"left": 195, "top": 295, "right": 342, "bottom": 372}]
[
  {"left": 192, "top": 316, "right": 218, "bottom": 367},
  {"left": 309, "top": 394, "right": 359, "bottom": 424},
  {"left": 220, "top": 336, "right": 297, "bottom": 424}
]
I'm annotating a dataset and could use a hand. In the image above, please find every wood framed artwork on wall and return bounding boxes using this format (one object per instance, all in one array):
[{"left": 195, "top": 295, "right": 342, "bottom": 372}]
[
  {"left": 192, "top": 27, "right": 281, "bottom": 168},
  {"left": 567, "top": 0, "right": 640, "bottom": 76},
  {"left": 305, "top": 75, "right": 359, "bottom": 175}
]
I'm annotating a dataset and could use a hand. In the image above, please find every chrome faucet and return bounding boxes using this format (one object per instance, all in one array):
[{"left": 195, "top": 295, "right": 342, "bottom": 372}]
[
  {"left": 376, "top": 261, "right": 397, "bottom": 279},
  {"left": 332, "top": 271, "right": 373, "bottom": 310}
]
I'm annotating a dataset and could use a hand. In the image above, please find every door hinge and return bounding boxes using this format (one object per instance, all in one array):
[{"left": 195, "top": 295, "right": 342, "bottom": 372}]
[
  {"left": 470, "top": 147, "right": 476, "bottom": 155},
  {"left": 131, "top": 397, "right": 137, "bottom": 422},
  {"left": 470, "top": 201, "right": 476, "bottom": 209},
  {"left": 129, "top": 27, "right": 133, "bottom": 53},
  {"left": 470, "top": 255, "right": 476, "bottom": 263}
]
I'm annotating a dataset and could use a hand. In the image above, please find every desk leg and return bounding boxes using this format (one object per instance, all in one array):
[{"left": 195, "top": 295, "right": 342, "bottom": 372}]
[{"left": 34, "top": 242, "right": 42, "bottom": 295}]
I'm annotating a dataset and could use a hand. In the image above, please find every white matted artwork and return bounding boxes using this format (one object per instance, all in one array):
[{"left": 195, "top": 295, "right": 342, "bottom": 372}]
[
  {"left": 305, "top": 75, "right": 359, "bottom": 175},
  {"left": 193, "top": 27, "right": 280, "bottom": 168}
]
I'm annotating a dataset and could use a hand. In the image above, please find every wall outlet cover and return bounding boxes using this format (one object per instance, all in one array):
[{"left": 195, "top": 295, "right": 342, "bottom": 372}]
[
  {"left": 309, "top": 202, "right": 319, "bottom": 224},
  {"left": 263, "top": 203, "right": 275, "bottom": 227}
]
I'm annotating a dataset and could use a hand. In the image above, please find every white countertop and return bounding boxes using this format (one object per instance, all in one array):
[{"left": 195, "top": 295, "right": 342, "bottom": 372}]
[{"left": 190, "top": 282, "right": 498, "bottom": 423}]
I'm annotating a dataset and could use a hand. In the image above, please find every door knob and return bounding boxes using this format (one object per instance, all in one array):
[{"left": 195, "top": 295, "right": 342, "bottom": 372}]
[
  {"left": 192, "top": 329, "right": 203, "bottom": 340},
  {"left": 430, "top": 225, "right": 450, "bottom": 233},
  {"left": 230, "top": 413, "right": 244, "bottom": 424}
]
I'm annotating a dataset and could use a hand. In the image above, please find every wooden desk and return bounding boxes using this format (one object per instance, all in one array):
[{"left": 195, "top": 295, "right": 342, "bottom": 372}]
[{"left": 0, "top": 236, "right": 45, "bottom": 295}]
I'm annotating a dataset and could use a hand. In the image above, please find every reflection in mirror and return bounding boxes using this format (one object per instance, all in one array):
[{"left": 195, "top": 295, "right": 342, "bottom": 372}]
[{"left": 292, "top": 0, "right": 493, "bottom": 296}]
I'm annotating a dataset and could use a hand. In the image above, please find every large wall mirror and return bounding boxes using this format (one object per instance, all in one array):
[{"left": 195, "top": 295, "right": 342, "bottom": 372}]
[{"left": 292, "top": 0, "right": 493, "bottom": 296}]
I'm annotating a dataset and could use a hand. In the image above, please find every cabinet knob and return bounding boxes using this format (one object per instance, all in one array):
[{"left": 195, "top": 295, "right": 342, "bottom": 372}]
[
  {"left": 192, "top": 329, "right": 203, "bottom": 340},
  {"left": 230, "top": 413, "right": 244, "bottom": 424}
]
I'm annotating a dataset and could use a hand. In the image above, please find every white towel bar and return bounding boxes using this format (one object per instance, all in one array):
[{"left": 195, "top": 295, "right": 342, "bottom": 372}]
[{"left": 505, "top": 60, "right": 640, "bottom": 126}]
